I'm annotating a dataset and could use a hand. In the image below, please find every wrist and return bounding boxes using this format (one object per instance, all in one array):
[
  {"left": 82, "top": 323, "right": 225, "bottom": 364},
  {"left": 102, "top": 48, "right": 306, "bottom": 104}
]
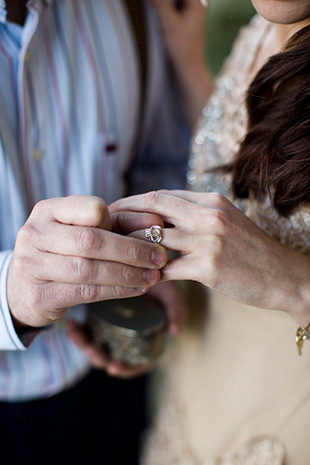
[
  {"left": 274, "top": 255, "right": 310, "bottom": 326},
  {"left": 286, "top": 293, "right": 310, "bottom": 328},
  {"left": 12, "top": 314, "right": 51, "bottom": 346}
]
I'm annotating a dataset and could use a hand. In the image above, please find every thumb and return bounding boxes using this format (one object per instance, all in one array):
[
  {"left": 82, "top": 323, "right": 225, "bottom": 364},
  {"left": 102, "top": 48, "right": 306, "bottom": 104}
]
[{"left": 47, "top": 195, "right": 112, "bottom": 231}]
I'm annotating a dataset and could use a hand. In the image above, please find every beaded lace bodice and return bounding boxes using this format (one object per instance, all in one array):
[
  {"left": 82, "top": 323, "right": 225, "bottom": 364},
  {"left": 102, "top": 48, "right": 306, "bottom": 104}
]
[{"left": 141, "top": 15, "right": 310, "bottom": 465}]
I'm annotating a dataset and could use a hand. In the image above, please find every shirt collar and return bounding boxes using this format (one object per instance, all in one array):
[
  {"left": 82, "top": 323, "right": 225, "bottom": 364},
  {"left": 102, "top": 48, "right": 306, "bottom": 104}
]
[{"left": 0, "top": 0, "right": 7, "bottom": 23}]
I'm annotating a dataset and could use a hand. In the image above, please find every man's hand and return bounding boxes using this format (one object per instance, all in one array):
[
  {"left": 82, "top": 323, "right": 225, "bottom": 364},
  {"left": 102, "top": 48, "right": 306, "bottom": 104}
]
[
  {"left": 67, "top": 321, "right": 153, "bottom": 379},
  {"left": 67, "top": 282, "right": 187, "bottom": 378},
  {"left": 146, "top": 281, "right": 187, "bottom": 336},
  {"left": 8, "top": 195, "right": 168, "bottom": 328}
]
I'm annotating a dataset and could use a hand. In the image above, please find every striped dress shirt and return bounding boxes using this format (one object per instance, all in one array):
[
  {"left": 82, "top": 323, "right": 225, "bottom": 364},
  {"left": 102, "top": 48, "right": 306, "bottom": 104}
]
[{"left": 0, "top": 0, "right": 190, "bottom": 401}]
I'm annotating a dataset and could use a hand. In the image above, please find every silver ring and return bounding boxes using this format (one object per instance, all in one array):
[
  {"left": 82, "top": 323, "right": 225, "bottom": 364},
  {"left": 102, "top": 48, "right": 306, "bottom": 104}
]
[
  {"left": 200, "top": 0, "right": 209, "bottom": 7},
  {"left": 144, "top": 225, "right": 163, "bottom": 244}
]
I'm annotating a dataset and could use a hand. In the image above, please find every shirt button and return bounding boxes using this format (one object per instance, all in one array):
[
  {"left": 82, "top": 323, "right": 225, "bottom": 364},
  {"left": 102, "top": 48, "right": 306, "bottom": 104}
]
[
  {"left": 106, "top": 143, "right": 117, "bottom": 154},
  {"left": 32, "top": 149, "right": 44, "bottom": 162}
]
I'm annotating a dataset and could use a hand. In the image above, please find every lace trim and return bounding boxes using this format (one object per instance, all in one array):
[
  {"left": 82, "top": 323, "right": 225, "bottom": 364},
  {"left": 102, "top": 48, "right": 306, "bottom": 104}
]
[
  {"left": 204, "top": 436, "right": 285, "bottom": 465},
  {"left": 142, "top": 370, "right": 285, "bottom": 465}
]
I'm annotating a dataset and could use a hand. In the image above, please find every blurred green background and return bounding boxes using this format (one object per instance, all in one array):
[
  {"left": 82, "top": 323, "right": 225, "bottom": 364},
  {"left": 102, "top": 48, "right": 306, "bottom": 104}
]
[{"left": 206, "top": 0, "right": 256, "bottom": 75}]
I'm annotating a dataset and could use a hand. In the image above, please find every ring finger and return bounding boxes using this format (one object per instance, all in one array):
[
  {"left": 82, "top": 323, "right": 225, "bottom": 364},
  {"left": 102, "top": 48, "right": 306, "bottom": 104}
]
[{"left": 129, "top": 227, "right": 192, "bottom": 253}]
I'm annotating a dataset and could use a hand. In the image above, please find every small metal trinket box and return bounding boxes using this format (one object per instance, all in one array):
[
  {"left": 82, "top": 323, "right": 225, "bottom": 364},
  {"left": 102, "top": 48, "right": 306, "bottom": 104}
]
[{"left": 88, "top": 296, "right": 167, "bottom": 366}]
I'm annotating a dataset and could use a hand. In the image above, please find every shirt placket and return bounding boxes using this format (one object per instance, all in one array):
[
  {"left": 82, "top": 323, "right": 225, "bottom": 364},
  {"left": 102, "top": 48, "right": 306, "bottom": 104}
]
[{"left": 17, "top": 3, "right": 41, "bottom": 210}]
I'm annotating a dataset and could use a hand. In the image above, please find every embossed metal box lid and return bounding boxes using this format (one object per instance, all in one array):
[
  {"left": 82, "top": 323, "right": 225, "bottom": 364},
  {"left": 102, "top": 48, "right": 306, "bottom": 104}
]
[{"left": 88, "top": 296, "right": 167, "bottom": 366}]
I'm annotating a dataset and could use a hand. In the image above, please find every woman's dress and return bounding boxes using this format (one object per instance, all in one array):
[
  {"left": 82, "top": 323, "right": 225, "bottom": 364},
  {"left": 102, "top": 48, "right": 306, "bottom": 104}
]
[{"left": 142, "top": 15, "right": 310, "bottom": 465}]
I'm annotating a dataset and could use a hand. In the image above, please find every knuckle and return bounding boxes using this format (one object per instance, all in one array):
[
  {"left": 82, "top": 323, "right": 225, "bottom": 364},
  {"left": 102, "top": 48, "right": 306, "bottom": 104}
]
[
  {"left": 213, "top": 233, "right": 225, "bottom": 250},
  {"left": 158, "top": 189, "right": 170, "bottom": 196},
  {"left": 79, "top": 284, "right": 99, "bottom": 301},
  {"left": 74, "top": 257, "right": 96, "bottom": 282},
  {"left": 26, "top": 284, "right": 45, "bottom": 309},
  {"left": 207, "top": 209, "right": 228, "bottom": 233},
  {"left": 76, "top": 228, "right": 102, "bottom": 254},
  {"left": 209, "top": 193, "right": 229, "bottom": 209},
  {"left": 126, "top": 244, "right": 141, "bottom": 263},
  {"left": 17, "top": 222, "right": 40, "bottom": 245},
  {"left": 31, "top": 199, "right": 53, "bottom": 220},
  {"left": 120, "top": 266, "right": 135, "bottom": 286},
  {"left": 144, "top": 191, "right": 162, "bottom": 209},
  {"left": 208, "top": 253, "right": 220, "bottom": 274},
  {"left": 23, "top": 283, "right": 65, "bottom": 324},
  {"left": 207, "top": 236, "right": 225, "bottom": 270},
  {"left": 13, "top": 255, "right": 34, "bottom": 276},
  {"left": 89, "top": 197, "right": 109, "bottom": 226},
  {"left": 31, "top": 199, "right": 46, "bottom": 216},
  {"left": 111, "top": 286, "right": 135, "bottom": 299}
]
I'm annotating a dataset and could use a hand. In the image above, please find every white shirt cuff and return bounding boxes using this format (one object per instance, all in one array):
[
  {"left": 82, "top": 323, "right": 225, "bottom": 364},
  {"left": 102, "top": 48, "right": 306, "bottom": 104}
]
[{"left": 0, "top": 251, "right": 26, "bottom": 350}]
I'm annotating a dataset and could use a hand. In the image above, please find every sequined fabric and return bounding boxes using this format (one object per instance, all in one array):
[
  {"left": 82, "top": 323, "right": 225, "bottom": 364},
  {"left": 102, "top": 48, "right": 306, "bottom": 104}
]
[{"left": 186, "top": 17, "right": 265, "bottom": 197}]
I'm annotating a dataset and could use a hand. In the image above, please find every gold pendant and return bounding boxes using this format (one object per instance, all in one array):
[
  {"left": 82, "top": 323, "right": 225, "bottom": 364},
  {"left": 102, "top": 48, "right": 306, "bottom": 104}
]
[{"left": 295, "top": 321, "right": 310, "bottom": 355}]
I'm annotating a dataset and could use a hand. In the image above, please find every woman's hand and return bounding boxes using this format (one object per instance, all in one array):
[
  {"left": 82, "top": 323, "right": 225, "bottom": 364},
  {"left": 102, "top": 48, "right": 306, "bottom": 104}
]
[
  {"left": 152, "top": 0, "right": 214, "bottom": 125},
  {"left": 111, "top": 190, "right": 310, "bottom": 326}
]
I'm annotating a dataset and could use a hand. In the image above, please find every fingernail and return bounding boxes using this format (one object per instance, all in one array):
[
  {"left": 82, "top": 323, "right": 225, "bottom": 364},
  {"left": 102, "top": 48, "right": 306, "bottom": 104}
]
[
  {"left": 107, "top": 363, "right": 123, "bottom": 375},
  {"left": 136, "top": 287, "right": 148, "bottom": 293},
  {"left": 151, "top": 246, "right": 167, "bottom": 267},
  {"left": 107, "top": 366, "right": 118, "bottom": 376},
  {"left": 143, "top": 269, "right": 159, "bottom": 285}
]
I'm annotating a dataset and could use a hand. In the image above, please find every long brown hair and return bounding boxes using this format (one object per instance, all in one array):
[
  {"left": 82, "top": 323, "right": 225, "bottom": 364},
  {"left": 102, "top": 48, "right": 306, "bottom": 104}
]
[{"left": 225, "top": 24, "right": 310, "bottom": 216}]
